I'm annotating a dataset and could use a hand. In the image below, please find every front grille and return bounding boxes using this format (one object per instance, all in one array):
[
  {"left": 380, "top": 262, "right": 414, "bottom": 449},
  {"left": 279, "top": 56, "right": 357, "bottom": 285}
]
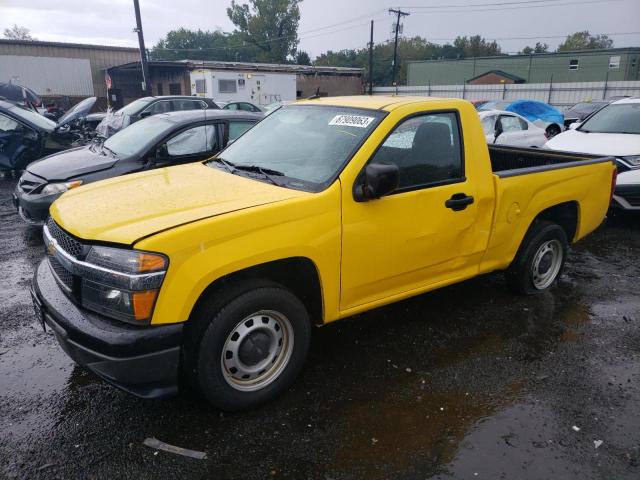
[
  {"left": 615, "top": 185, "right": 640, "bottom": 207},
  {"left": 18, "top": 178, "right": 43, "bottom": 194},
  {"left": 48, "top": 256, "right": 73, "bottom": 291},
  {"left": 46, "top": 217, "right": 83, "bottom": 258}
]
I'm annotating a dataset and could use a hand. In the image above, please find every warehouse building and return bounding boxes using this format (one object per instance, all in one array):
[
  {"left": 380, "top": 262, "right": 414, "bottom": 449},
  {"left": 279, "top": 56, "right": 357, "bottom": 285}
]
[
  {"left": 407, "top": 47, "right": 640, "bottom": 86},
  {"left": 106, "top": 60, "right": 363, "bottom": 108},
  {"left": 0, "top": 39, "right": 139, "bottom": 107}
]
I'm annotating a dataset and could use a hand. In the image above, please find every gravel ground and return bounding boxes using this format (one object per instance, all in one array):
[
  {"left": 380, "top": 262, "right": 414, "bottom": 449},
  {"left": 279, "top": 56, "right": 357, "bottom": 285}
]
[{"left": 0, "top": 174, "right": 639, "bottom": 480}]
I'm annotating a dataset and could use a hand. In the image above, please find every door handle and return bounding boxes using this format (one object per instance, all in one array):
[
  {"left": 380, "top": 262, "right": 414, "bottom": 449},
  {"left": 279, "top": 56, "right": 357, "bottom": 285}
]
[{"left": 445, "top": 193, "right": 474, "bottom": 211}]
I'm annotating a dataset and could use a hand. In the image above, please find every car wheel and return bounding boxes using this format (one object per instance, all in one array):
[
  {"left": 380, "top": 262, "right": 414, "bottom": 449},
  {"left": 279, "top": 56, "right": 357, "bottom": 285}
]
[
  {"left": 190, "top": 281, "right": 311, "bottom": 411},
  {"left": 546, "top": 124, "right": 561, "bottom": 138},
  {"left": 505, "top": 220, "right": 568, "bottom": 295}
]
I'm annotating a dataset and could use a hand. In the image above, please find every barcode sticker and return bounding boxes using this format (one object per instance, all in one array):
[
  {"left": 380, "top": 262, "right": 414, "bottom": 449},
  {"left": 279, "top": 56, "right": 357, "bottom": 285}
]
[{"left": 328, "top": 114, "right": 375, "bottom": 128}]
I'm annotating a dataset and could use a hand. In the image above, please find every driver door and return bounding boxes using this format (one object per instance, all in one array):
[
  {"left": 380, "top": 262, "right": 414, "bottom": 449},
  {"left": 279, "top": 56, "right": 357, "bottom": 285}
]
[
  {"left": 0, "top": 113, "right": 37, "bottom": 170},
  {"left": 341, "top": 111, "right": 486, "bottom": 311},
  {"left": 154, "top": 123, "right": 221, "bottom": 167}
]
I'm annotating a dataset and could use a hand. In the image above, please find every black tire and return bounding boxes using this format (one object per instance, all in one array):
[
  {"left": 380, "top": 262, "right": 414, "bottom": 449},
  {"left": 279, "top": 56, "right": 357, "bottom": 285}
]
[
  {"left": 186, "top": 280, "right": 311, "bottom": 411},
  {"left": 505, "top": 220, "right": 568, "bottom": 295}
]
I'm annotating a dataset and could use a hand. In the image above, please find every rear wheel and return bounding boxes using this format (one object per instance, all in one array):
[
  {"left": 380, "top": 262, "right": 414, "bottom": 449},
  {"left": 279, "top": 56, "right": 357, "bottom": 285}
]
[
  {"left": 189, "top": 282, "right": 311, "bottom": 411},
  {"left": 505, "top": 221, "right": 568, "bottom": 295}
]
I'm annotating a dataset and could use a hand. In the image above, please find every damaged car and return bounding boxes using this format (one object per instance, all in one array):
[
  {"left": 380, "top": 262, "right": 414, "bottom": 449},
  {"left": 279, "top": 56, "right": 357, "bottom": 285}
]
[
  {"left": 14, "top": 109, "right": 260, "bottom": 224},
  {"left": 0, "top": 96, "right": 98, "bottom": 171}
]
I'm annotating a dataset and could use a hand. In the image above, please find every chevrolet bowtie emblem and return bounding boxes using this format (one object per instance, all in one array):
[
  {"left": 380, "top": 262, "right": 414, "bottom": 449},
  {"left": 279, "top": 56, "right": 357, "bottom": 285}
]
[{"left": 47, "top": 241, "right": 57, "bottom": 256}]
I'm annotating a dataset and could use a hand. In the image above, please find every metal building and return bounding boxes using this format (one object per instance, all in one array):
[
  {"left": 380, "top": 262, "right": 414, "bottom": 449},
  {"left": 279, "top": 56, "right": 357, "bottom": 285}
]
[
  {"left": 107, "top": 60, "right": 364, "bottom": 107},
  {"left": 0, "top": 39, "right": 139, "bottom": 106},
  {"left": 407, "top": 48, "right": 640, "bottom": 86}
]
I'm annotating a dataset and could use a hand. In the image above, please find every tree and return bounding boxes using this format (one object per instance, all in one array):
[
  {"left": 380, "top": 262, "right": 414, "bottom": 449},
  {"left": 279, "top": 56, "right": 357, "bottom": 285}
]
[
  {"left": 3, "top": 24, "right": 34, "bottom": 40},
  {"left": 294, "top": 50, "right": 311, "bottom": 65},
  {"left": 151, "top": 28, "right": 261, "bottom": 62},
  {"left": 557, "top": 31, "right": 614, "bottom": 52},
  {"left": 227, "top": 0, "right": 302, "bottom": 63},
  {"left": 519, "top": 42, "right": 549, "bottom": 55},
  {"left": 452, "top": 35, "right": 502, "bottom": 58}
]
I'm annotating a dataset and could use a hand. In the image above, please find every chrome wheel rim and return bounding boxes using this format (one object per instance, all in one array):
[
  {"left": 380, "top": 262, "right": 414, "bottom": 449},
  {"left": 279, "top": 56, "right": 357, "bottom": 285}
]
[
  {"left": 221, "top": 310, "right": 294, "bottom": 392},
  {"left": 532, "top": 239, "right": 563, "bottom": 290}
]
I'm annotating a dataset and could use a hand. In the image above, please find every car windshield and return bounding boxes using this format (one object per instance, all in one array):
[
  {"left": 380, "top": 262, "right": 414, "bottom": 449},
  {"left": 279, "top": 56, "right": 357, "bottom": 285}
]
[
  {"left": 214, "top": 105, "right": 385, "bottom": 190},
  {"left": 117, "top": 98, "right": 153, "bottom": 116},
  {"left": 579, "top": 103, "right": 640, "bottom": 134},
  {"left": 103, "top": 115, "right": 173, "bottom": 157},
  {"left": 9, "top": 105, "right": 56, "bottom": 130},
  {"left": 567, "top": 102, "right": 606, "bottom": 115}
]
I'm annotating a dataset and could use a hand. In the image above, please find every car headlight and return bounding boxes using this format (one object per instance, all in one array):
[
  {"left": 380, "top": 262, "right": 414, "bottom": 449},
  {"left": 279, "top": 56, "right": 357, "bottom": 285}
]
[
  {"left": 81, "top": 246, "right": 168, "bottom": 324},
  {"left": 41, "top": 180, "right": 83, "bottom": 195},
  {"left": 620, "top": 155, "right": 640, "bottom": 167}
]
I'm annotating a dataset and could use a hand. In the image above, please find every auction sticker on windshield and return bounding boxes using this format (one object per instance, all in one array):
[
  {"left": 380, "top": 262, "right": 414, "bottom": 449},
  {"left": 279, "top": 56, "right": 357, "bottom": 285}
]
[{"left": 329, "top": 114, "right": 375, "bottom": 128}]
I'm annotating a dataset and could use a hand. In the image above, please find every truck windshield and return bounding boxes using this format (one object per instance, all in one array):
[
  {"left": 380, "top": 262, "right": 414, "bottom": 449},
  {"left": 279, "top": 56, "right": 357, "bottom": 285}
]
[
  {"left": 214, "top": 105, "right": 384, "bottom": 190},
  {"left": 579, "top": 103, "right": 640, "bottom": 134},
  {"left": 103, "top": 116, "right": 173, "bottom": 157}
]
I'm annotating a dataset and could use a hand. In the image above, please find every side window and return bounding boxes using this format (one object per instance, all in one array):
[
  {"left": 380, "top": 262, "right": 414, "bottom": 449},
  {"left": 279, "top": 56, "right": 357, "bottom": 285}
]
[
  {"left": 370, "top": 112, "right": 463, "bottom": 190},
  {"left": 219, "top": 79, "right": 237, "bottom": 94},
  {"left": 0, "top": 113, "right": 21, "bottom": 132},
  {"left": 499, "top": 115, "right": 524, "bottom": 132},
  {"left": 225, "top": 103, "right": 239, "bottom": 111},
  {"left": 518, "top": 117, "right": 528, "bottom": 130},
  {"left": 173, "top": 99, "right": 205, "bottom": 111},
  {"left": 144, "top": 101, "right": 172, "bottom": 115},
  {"left": 228, "top": 121, "right": 254, "bottom": 142},
  {"left": 166, "top": 124, "right": 218, "bottom": 157}
]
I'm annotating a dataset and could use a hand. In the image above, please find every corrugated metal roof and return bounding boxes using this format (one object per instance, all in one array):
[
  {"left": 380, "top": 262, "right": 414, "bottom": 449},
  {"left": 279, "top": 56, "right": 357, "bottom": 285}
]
[
  {"left": 0, "top": 55, "right": 93, "bottom": 96},
  {"left": 0, "top": 39, "right": 138, "bottom": 53}
]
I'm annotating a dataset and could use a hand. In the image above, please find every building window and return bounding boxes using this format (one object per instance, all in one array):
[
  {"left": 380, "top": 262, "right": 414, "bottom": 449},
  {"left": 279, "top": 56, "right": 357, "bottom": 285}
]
[
  {"left": 218, "top": 79, "right": 237, "bottom": 94},
  {"left": 609, "top": 56, "right": 621, "bottom": 69},
  {"left": 569, "top": 59, "right": 579, "bottom": 70},
  {"left": 195, "top": 79, "right": 206, "bottom": 94},
  {"left": 632, "top": 58, "right": 637, "bottom": 68},
  {"left": 157, "top": 83, "right": 163, "bottom": 96},
  {"left": 169, "top": 83, "right": 182, "bottom": 95}
]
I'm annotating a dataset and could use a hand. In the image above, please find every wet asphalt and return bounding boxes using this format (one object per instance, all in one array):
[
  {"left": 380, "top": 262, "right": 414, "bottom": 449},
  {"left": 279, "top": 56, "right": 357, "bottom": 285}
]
[{"left": 0, "top": 174, "right": 639, "bottom": 480}]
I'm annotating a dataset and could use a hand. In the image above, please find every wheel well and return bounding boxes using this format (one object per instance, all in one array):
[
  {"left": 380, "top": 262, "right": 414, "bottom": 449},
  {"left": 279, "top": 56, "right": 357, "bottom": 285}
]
[
  {"left": 191, "top": 257, "right": 323, "bottom": 325},
  {"left": 534, "top": 201, "right": 579, "bottom": 242}
]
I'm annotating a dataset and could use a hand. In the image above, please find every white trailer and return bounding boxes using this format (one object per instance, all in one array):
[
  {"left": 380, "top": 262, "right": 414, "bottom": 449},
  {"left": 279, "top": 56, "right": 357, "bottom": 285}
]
[{"left": 190, "top": 68, "right": 296, "bottom": 106}]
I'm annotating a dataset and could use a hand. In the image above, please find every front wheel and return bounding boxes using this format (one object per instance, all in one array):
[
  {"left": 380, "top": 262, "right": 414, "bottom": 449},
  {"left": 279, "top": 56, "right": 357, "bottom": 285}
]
[
  {"left": 192, "top": 283, "right": 311, "bottom": 411},
  {"left": 505, "top": 221, "right": 568, "bottom": 295}
]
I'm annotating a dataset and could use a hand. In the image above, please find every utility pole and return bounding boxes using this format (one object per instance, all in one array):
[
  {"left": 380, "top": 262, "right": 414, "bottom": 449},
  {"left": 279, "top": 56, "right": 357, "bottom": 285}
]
[
  {"left": 389, "top": 8, "right": 409, "bottom": 87},
  {"left": 368, "top": 20, "right": 374, "bottom": 95},
  {"left": 133, "top": 0, "right": 151, "bottom": 96}
]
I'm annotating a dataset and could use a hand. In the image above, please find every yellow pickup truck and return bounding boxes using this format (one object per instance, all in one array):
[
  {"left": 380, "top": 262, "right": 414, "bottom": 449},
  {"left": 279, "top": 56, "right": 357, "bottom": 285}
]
[{"left": 32, "top": 96, "right": 616, "bottom": 410}]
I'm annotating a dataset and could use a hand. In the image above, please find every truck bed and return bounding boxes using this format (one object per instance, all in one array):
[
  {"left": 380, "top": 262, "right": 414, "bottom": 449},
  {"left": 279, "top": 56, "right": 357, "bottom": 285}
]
[{"left": 488, "top": 145, "right": 612, "bottom": 177}]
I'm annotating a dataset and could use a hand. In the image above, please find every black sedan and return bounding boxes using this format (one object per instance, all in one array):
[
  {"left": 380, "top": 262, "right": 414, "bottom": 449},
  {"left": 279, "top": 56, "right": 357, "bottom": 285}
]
[
  {"left": 14, "top": 109, "right": 260, "bottom": 225},
  {"left": 0, "top": 97, "right": 97, "bottom": 170},
  {"left": 95, "top": 95, "right": 220, "bottom": 138}
]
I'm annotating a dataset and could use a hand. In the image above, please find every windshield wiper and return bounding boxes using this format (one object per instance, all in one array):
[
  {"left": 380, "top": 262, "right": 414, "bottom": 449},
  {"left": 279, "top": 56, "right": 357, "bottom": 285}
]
[
  {"left": 234, "top": 165, "right": 284, "bottom": 186},
  {"left": 208, "top": 157, "right": 238, "bottom": 174},
  {"left": 100, "top": 144, "right": 117, "bottom": 157}
]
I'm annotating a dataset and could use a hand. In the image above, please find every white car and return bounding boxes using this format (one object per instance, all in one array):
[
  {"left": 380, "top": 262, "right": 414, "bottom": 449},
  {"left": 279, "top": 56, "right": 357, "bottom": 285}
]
[
  {"left": 479, "top": 110, "right": 548, "bottom": 148},
  {"left": 545, "top": 97, "right": 640, "bottom": 211}
]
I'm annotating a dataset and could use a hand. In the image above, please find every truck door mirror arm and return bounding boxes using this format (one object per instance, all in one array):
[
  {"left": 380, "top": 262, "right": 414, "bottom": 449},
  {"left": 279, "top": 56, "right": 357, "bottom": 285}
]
[
  {"left": 353, "top": 163, "right": 400, "bottom": 202},
  {"left": 494, "top": 119, "right": 504, "bottom": 143}
]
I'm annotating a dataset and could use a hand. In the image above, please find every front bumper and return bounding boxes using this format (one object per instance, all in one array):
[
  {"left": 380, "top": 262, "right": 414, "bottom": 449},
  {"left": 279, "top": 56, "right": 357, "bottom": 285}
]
[
  {"left": 32, "top": 259, "right": 183, "bottom": 398},
  {"left": 14, "top": 187, "right": 59, "bottom": 225},
  {"left": 612, "top": 184, "right": 640, "bottom": 211}
]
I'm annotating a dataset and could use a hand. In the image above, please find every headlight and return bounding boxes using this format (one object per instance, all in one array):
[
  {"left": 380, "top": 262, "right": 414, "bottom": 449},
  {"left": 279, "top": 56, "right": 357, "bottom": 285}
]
[
  {"left": 620, "top": 155, "right": 640, "bottom": 167},
  {"left": 41, "top": 180, "right": 83, "bottom": 195},
  {"left": 81, "top": 246, "right": 168, "bottom": 324}
]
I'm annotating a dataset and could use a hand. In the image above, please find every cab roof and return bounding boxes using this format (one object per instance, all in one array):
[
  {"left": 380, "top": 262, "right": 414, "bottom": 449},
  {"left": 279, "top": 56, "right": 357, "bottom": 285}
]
[{"left": 295, "top": 95, "right": 458, "bottom": 111}]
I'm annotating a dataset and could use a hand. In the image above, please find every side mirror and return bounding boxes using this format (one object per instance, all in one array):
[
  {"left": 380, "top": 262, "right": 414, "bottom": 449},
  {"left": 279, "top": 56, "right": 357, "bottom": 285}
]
[
  {"left": 139, "top": 111, "right": 152, "bottom": 119},
  {"left": 569, "top": 122, "right": 581, "bottom": 130},
  {"left": 354, "top": 163, "right": 399, "bottom": 202}
]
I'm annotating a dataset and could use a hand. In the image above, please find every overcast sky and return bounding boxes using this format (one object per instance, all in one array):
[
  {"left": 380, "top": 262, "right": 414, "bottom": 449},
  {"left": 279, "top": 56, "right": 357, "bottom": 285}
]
[{"left": 2, "top": 0, "right": 639, "bottom": 57}]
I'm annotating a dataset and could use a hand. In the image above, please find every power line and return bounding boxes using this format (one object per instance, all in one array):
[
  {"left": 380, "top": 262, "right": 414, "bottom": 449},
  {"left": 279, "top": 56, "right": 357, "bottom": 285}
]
[
  {"left": 398, "top": 0, "right": 607, "bottom": 8},
  {"left": 406, "top": 0, "right": 627, "bottom": 14}
]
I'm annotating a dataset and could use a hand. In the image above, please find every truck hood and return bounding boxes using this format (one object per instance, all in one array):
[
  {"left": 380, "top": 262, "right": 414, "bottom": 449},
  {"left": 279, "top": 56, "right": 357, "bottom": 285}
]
[
  {"left": 26, "top": 146, "right": 118, "bottom": 181},
  {"left": 50, "top": 163, "right": 309, "bottom": 244},
  {"left": 545, "top": 129, "right": 640, "bottom": 156}
]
